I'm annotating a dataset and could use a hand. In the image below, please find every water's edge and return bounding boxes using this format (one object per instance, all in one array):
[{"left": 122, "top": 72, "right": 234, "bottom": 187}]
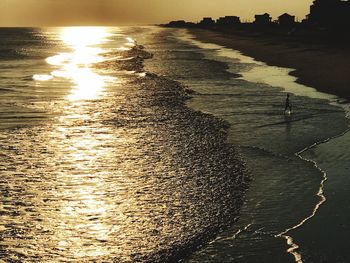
[
  {"left": 170, "top": 28, "right": 350, "bottom": 262},
  {"left": 135, "top": 44, "right": 251, "bottom": 262}
]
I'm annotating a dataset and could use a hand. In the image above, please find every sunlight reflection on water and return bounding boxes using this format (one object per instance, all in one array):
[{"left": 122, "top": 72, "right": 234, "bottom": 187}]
[
  {"left": 35, "top": 27, "right": 117, "bottom": 101},
  {"left": 52, "top": 103, "right": 114, "bottom": 258},
  {"left": 0, "top": 27, "right": 246, "bottom": 262},
  {"left": 1, "top": 27, "right": 140, "bottom": 261}
]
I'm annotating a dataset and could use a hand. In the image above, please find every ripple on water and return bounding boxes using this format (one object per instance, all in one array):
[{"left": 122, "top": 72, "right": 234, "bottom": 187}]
[{"left": 0, "top": 65, "right": 247, "bottom": 262}]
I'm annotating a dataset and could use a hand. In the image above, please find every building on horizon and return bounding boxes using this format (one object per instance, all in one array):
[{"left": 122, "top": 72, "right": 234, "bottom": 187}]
[
  {"left": 198, "top": 17, "right": 216, "bottom": 28},
  {"left": 278, "top": 13, "right": 296, "bottom": 28},
  {"left": 216, "top": 16, "right": 241, "bottom": 28},
  {"left": 307, "top": 0, "right": 350, "bottom": 28},
  {"left": 254, "top": 13, "right": 272, "bottom": 26},
  {"left": 166, "top": 20, "right": 187, "bottom": 28},
  {"left": 165, "top": 20, "right": 196, "bottom": 28}
]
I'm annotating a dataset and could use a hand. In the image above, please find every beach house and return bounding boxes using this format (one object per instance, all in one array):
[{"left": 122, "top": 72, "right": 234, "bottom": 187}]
[
  {"left": 254, "top": 13, "right": 272, "bottom": 26},
  {"left": 167, "top": 20, "right": 187, "bottom": 28},
  {"left": 198, "top": 17, "right": 216, "bottom": 28},
  {"left": 216, "top": 16, "right": 241, "bottom": 28},
  {"left": 278, "top": 13, "right": 296, "bottom": 27},
  {"left": 307, "top": 0, "right": 350, "bottom": 27}
]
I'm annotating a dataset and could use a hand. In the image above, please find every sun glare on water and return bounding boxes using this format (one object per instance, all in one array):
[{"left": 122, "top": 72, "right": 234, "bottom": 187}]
[
  {"left": 34, "top": 27, "right": 115, "bottom": 101},
  {"left": 27, "top": 27, "right": 145, "bottom": 260}
]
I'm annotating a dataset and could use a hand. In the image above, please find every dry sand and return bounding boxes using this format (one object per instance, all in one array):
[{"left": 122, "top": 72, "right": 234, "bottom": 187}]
[{"left": 190, "top": 29, "right": 350, "bottom": 100}]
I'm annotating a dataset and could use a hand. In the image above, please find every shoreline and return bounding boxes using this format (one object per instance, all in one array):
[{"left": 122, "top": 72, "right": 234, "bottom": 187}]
[
  {"left": 170, "top": 27, "right": 350, "bottom": 262},
  {"left": 189, "top": 29, "right": 350, "bottom": 101},
  {"left": 104, "top": 44, "right": 251, "bottom": 262}
]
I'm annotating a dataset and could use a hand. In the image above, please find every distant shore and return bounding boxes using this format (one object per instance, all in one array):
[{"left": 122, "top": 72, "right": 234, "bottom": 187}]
[{"left": 189, "top": 29, "right": 350, "bottom": 101}]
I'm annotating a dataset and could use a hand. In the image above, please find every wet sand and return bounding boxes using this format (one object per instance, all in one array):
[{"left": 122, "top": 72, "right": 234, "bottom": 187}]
[{"left": 190, "top": 29, "right": 350, "bottom": 100}]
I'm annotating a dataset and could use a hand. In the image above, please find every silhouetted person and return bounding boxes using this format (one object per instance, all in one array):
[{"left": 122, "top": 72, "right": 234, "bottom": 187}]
[{"left": 285, "top": 93, "right": 292, "bottom": 113}]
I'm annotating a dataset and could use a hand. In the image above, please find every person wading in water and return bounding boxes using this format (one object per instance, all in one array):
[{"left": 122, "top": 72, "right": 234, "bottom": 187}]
[{"left": 285, "top": 93, "right": 292, "bottom": 114}]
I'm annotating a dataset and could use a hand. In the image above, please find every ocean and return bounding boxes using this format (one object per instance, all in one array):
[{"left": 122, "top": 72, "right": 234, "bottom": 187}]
[{"left": 0, "top": 26, "right": 349, "bottom": 262}]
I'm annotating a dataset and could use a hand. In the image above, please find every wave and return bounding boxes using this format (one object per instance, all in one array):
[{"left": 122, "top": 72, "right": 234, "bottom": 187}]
[
  {"left": 0, "top": 48, "right": 31, "bottom": 60},
  {"left": 100, "top": 42, "right": 250, "bottom": 263}
]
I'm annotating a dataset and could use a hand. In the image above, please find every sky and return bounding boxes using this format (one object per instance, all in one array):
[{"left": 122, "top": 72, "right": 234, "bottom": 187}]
[{"left": 0, "top": 0, "right": 314, "bottom": 26}]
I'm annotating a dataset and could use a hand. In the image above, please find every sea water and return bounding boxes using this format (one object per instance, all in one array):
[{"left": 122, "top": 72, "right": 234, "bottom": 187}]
[{"left": 0, "top": 27, "right": 249, "bottom": 262}]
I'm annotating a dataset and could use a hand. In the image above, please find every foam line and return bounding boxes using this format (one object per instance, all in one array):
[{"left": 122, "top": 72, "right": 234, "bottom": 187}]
[{"left": 275, "top": 128, "right": 350, "bottom": 262}]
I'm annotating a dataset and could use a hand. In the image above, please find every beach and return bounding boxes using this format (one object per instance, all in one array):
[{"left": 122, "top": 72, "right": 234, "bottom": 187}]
[
  {"left": 190, "top": 29, "right": 350, "bottom": 100},
  {"left": 145, "top": 27, "right": 350, "bottom": 262}
]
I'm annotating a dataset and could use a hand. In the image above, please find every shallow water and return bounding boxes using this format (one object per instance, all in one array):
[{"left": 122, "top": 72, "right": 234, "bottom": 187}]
[
  {"left": 144, "top": 28, "right": 350, "bottom": 262},
  {"left": 293, "top": 132, "right": 350, "bottom": 262}
]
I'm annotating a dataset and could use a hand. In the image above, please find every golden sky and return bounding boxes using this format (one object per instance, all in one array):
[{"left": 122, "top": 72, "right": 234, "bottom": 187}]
[{"left": 0, "top": 0, "right": 314, "bottom": 26}]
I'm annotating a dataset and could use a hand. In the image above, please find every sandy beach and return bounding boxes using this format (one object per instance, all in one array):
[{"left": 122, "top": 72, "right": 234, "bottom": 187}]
[{"left": 190, "top": 29, "right": 350, "bottom": 100}]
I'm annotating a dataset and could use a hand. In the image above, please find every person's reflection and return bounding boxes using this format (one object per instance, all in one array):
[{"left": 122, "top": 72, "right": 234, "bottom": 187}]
[{"left": 285, "top": 114, "right": 292, "bottom": 135}]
